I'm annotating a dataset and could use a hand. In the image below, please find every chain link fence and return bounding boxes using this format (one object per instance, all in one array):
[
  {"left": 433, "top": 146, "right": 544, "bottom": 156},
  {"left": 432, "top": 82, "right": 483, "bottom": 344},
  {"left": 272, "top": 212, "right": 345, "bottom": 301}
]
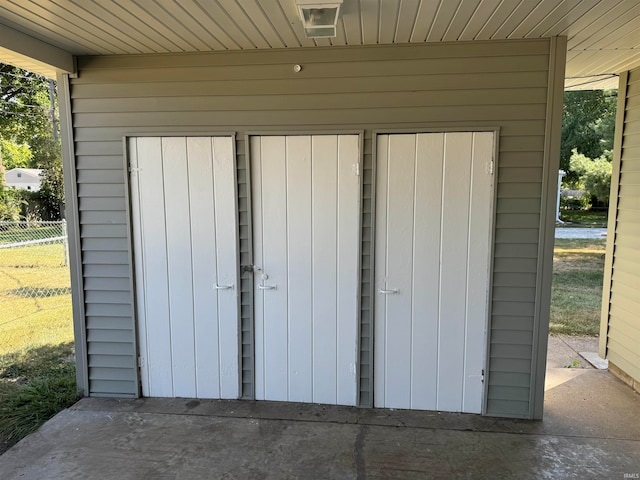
[{"left": 0, "top": 221, "right": 71, "bottom": 325}]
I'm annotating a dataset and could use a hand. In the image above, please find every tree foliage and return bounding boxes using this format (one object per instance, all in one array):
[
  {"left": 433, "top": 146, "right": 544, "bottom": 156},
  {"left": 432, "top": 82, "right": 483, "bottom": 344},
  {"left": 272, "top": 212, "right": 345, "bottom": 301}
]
[
  {"left": 561, "top": 90, "right": 616, "bottom": 182},
  {"left": 0, "top": 64, "right": 52, "bottom": 145},
  {"left": 1, "top": 139, "right": 33, "bottom": 169},
  {"left": 0, "top": 63, "right": 62, "bottom": 220},
  {"left": 36, "top": 138, "right": 65, "bottom": 219},
  {"left": 0, "top": 185, "right": 23, "bottom": 221},
  {"left": 569, "top": 149, "right": 612, "bottom": 203}
]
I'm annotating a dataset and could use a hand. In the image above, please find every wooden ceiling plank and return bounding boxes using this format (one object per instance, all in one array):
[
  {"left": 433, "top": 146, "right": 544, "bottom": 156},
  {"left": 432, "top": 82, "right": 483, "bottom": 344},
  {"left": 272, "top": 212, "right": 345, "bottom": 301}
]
[
  {"left": 442, "top": 0, "right": 482, "bottom": 42},
  {"left": 238, "top": 0, "right": 285, "bottom": 48},
  {"left": 427, "top": 0, "right": 463, "bottom": 42},
  {"left": 574, "top": 50, "right": 640, "bottom": 78},
  {"left": 193, "top": 0, "right": 256, "bottom": 50},
  {"left": 330, "top": 17, "right": 348, "bottom": 46},
  {"left": 566, "top": 50, "right": 606, "bottom": 77},
  {"left": 473, "top": 0, "right": 519, "bottom": 40},
  {"left": 394, "top": 0, "right": 421, "bottom": 44},
  {"left": 573, "top": 3, "right": 640, "bottom": 51},
  {"left": 0, "top": 7, "right": 97, "bottom": 55},
  {"left": 603, "top": 30, "right": 640, "bottom": 51},
  {"left": 492, "top": 0, "right": 542, "bottom": 38},
  {"left": 43, "top": 0, "right": 144, "bottom": 53},
  {"left": 218, "top": 0, "right": 271, "bottom": 48},
  {"left": 379, "top": 0, "right": 400, "bottom": 44},
  {"left": 530, "top": 0, "right": 600, "bottom": 37},
  {"left": 555, "top": 0, "right": 623, "bottom": 39},
  {"left": 359, "top": 0, "right": 380, "bottom": 44},
  {"left": 67, "top": 0, "right": 163, "bottom": 53},
  {"left": 587, "top": 5, "right": 640, "bottom": 50},
  {"left": 152, "top": 1, "right": 226, "bottom": 50},
  {"left": 457, "top": 0, "right": 501, "bottom": 41},
  {"left": 275, "top": 0, "right": 315, "bottom": 47},
  {"left": 99, "top": 0, "right": 190, "bottom": 52},
  {"left": 185, "top": 0, "right": 248, "bottom": 50},
  {"left": 597, "top": 27, "right": 640, "bottom": 52},
  {"left": 341, "top": 0, "right": 363, "bottom": 45},
  {"left": 149, "top": 0, "right": 220, "bottom": 52},
  {"left": 606, "top": 51, "right": 640, "bottom": 76},
  {"left": 113, "top": 0, "right": 199, "bottom": 52},
  {"left": 507, "top": 0, "right": 563, "bottom": 38},
  {"left": 410, "top": 0, "right": 440, "bottom": 42},
  {"left": 564, "top": 1, "right": 631, "bottom": 48},
  {"left": 255, "top": 0, "right": 303, "bottom": 48},
  {"left": 1, "top": 1, "right": 109, "bottom": 54}
]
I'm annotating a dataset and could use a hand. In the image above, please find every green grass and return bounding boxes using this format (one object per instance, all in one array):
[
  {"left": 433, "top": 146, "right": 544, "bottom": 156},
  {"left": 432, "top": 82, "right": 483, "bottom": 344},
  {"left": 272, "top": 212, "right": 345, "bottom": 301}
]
[
  {"left": 0, "top": 344, "right": 77, "bottom": 445},
  {"left": 558, "top": 209, "right": 608, "bottom": 228},
  {"left": 0, "top": 242, "right": 77, "bottom": 454},
  {"left": 550, "top": 238, "right": 606, "bottom": 336}
]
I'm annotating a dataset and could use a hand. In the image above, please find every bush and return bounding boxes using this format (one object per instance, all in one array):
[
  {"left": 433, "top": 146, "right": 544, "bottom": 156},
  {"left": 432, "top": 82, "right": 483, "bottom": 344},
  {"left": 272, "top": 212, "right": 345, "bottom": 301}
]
[
  {"left": 569, "top": 149, "right": 612, "bottom": 204},
  {"left": 560, "top": 193, "right": 591, "bottom": 211},
  {"left": 0, "top": 187, "right": 24, "bottom": 221}
]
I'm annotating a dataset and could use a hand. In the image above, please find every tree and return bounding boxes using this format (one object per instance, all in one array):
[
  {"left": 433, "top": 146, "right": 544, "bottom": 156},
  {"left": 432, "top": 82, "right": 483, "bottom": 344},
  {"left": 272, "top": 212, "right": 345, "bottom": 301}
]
[
  {"left": 0, "top": 64, "right": 52, "bottom": 146},
  {"left": 0, "top": 63, "right": 62, "bottom": 219},
  {"left": 0, "top": 183, "right": 23, "bottom": 221},
  {"left": 36, "top": 138, "right": 65, "bottom": 219},
  {"left": 569, "top": 149, "right": 612, "bottom": 204},
  {"left": 561, "top": 90, "right": 616, "bottom": 183},
  {"left": 1, "top": 138, "right": 33, "bottom": 169}
]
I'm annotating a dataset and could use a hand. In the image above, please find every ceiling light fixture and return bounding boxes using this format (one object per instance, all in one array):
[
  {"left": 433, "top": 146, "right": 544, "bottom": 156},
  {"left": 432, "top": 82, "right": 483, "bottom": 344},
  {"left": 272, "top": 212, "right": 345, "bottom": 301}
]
[{"left": 295, "top": 0, "right": 343, "bottom": 39}]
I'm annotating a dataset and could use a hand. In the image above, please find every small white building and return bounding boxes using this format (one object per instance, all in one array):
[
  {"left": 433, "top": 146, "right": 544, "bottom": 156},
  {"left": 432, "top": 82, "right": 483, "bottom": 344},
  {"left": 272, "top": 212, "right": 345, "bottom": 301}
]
[{"left": 4, "top": 168, "right": 43, "bottom": 192}]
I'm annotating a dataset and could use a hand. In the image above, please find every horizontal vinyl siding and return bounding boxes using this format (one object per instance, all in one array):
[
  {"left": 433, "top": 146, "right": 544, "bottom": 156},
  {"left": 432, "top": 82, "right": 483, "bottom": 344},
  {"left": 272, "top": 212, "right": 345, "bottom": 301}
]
[
  {"left": 605, "top": 68, "right": 640, "bottom": 384},
  {"left": 70, "top": 39, "right": 553, "bottom": 414}
]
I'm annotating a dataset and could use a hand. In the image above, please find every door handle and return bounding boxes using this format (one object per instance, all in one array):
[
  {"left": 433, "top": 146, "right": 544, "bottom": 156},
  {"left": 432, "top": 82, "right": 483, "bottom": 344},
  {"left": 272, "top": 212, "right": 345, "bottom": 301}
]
[
  {"left": 258, "top": 284, "right": 277, "bottom": 290},
  {"left": 214, "top": 284, "right": 234, "bottom": 290},
  {"left": 379, "top": 288, "right": 399, "bottom": 294}
]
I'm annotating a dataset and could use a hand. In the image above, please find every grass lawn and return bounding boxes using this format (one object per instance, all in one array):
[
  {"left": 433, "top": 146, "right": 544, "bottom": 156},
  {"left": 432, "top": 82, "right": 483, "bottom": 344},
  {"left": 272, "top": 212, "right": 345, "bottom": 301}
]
[
  {"left": 0, "top": 242, "right": 77, "bottom": 455},
  {"left": 0, "top": 230, "right": 608, "bottom": 453},
  {"left": 550, "top": 238, "right": 606, "bottom": 336},
  {"left": 558, "top": 209, "right": 608, "bottom": 228}
]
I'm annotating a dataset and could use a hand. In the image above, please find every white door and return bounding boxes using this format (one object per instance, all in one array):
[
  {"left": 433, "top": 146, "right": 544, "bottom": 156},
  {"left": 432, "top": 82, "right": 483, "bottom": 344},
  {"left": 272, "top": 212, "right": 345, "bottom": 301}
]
[
  {"left": 130, "top": 136, "right": 239, "bottom": 399},
  {"left": 251, "top": 135, "right": 360, "bottom": 406},
  {"left": 374, "top": 132, "right": 494, "bottom": 413}
]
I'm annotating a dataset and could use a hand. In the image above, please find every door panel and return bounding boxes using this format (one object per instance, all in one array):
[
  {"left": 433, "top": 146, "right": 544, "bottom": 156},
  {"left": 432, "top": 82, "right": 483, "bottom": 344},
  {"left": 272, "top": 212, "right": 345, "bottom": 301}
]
[
  {"left": 130, "top": 136, "right": 239, "bottom": 399},
  {"left": 251, "top": 135, "right": 360, "bottom": 406},
  {"left": 374, "top": 132, "right": 494, "bottom": 413}
]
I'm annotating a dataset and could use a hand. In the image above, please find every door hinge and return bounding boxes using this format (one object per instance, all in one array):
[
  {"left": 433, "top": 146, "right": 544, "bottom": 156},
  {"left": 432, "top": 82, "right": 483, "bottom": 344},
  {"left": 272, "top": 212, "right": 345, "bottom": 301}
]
[
  {"left": 138, "top": 356, "right": 144, "bottom": 368},
  {"left": 129, "top": 165, "right": 141, "bottom": 174},
  {"left": 487, "top": 161, "right": 494, "bottom": 175},
  {"left": 352, "top": 163, "right": 360, "bottom": 177},
  {"left": 481, "top": 369, "right": 485, "bottom": 383}
]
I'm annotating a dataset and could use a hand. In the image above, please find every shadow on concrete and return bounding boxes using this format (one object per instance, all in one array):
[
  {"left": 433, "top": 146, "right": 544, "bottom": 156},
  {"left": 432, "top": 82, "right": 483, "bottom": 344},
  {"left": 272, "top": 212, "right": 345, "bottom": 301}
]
[{"left": 1, "top": 343, "right": 639, "bottom": 479}]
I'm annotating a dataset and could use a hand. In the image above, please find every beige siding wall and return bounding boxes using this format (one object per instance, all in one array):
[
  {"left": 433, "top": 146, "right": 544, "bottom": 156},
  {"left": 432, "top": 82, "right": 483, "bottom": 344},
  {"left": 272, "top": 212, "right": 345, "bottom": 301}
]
[
  {"left": 70, "top": 39, "right": 558, "bottom": 417},
  {"left": 602, "top": 68, "right": 640, "bottom": 385}
]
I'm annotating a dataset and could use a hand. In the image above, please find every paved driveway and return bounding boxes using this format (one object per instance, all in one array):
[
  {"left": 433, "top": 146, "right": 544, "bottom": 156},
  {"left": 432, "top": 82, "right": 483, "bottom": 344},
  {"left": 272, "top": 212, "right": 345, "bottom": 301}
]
[{"left": 555, "top": 227, "right": 607, "bottom": 239}]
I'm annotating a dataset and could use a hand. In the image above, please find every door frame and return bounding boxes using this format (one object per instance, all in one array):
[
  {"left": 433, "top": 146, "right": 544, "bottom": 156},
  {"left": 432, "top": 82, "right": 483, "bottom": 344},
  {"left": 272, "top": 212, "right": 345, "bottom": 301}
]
[
  {"left": 244, "top": 131, "right": 364, "bottom": 402},
  {"left": 124, "top": 133, "right": 241, "bottom": 398},
  {"left": 370, "top": 128, "right": 500, "bottom": 414}
]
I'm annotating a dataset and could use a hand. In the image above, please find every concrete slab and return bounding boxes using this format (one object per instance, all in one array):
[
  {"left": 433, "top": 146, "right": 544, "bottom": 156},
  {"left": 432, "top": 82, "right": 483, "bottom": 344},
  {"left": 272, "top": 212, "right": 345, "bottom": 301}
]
[
  {"left": 1, "top": 334, "right": 638, "bottom": 479},
  {"left": 579, "top": 351, "right": 609, "bottom": 370},
  {"left": 1, "top": 367, "right": 640, "bottom": 480},
  {"left": 546, "top": 335, "right": 594, "bottom": 369}
]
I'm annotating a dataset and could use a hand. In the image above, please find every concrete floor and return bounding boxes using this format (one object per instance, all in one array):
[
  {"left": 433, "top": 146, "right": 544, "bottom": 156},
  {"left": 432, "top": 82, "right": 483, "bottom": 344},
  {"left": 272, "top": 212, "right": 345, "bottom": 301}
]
[{"left": 1, "top": 338, "right": 639, "bottom": 479}]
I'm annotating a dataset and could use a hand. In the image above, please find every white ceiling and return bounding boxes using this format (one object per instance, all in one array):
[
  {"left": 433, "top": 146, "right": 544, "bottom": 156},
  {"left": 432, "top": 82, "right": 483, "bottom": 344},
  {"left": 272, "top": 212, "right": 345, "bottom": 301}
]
[{"left": 1, "top": 0, "right": 639, "bottom": 89}]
